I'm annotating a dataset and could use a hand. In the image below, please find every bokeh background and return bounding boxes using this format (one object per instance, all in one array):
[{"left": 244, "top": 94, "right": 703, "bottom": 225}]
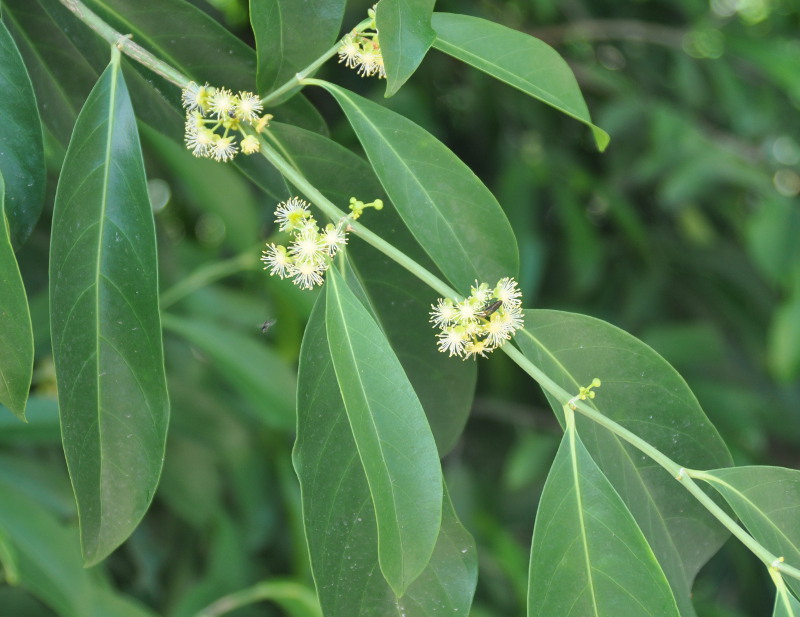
[{"left": 2, "top": 0, "right": 799, "bottom": 615}]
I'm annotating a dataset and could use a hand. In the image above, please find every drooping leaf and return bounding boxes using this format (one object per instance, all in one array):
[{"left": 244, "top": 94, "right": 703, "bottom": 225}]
[
  {"left": 267, "top": 121, "right": 475, "bottom": 454},
  {"left": 313, "top": 81, "right": 519, "bottom": 292},
  {"left": 294, "top": 296, "right": 478, "bottom": 616},
  {"left": 516, "top": 310, "right": 732, "bottom": 616},
  {"left": 529, "top": 424, "right": 680, "bottom": 617},
  {"left": 0, "top": 173, "right": 34, "bottom": 419},
  {"left": 0, "top": 19, "right": 45, "bottom": 248},
  {"left": 49, "top": 56, "right": 169, "bottom": 566},
  {"left": 250, "top": 0, "right": 346, "bottom": 98},
  {"left": 431, "top": 13, "right": 610, "bottom": 151},
  {"left": 325, "top": 266, "right": 443, "bottom": 595},
  {"left": 700, "top": 466, "right": 800, "bottom": 598},
  {"left": 161, "top": 314, "right": 296, "bottom": 431},
  {"left": 375, "top": 0, "right": 435, "bottom": 97}
]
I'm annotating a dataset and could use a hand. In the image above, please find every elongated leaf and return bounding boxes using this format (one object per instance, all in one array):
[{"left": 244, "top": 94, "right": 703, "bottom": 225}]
[
  {"left": 268, "top": 121, "right": 475, "bottom": 454},
  {"left": 251, "top": 0, "right": 345, "bottom": 97},
  {"left": 431, "top": 13, "right": 609, "bottom": 151},
  {"left": 529, "top": 424, "right": 680, "bottom": 616},
  {"left": 516, "top": 310, "right": 732, "bottom": 616},
  {"left": 325, "top": 266, "right": 443, "bottom": 595},
  {"left": 0, "top": 19, "right": 45, "bottom": 248},
  {"left": 700, "top": 466, "right": 800, "bottom": 598},
  {"left": 375, "top": 0, "right": 435, "bottom": 97},
  {"left": 2, "top": 0, "right": 100, "bottom": 147},
  {"left": 0, "top": 173, "right": 34, "bottom": 418},
  {"left": 774, "top": 585, "right": 800, "bottom": 617},
  {"left": 161, "top": 314, "right": 296, "bottom": 431},
  {"left": 50, "top": 56, "right": 169, "bottom": 566},
  {"left": 314, "top": 81, "right": 518, "bottom": 292},
  {"left": 295, "top": 296, "right": 478, "bottom": 616}
]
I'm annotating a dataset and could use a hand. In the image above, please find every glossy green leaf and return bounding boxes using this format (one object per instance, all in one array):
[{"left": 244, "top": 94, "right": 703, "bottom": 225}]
[
  {"left": 529, "top": 424, "right": 680, "bottom": 617},
  {"left": 268, "top": 121, "right": 475, "bottom": 454},
  {"left": 774, "top": 585, "right": 800, "bottom": 617},
  {"left": 0, "top": 19, "right": 45, "bottom": 248},
  {"left": 251, "top": 0, "right": 345, "bottom": 97},
  {"left": 325, "top": 266, "right": 443, "bottom": 595},
  {"left": 375, "top": 0, "right": 435, "bottom": 97},
  {"left": 314, "top": 81, "right": 518, "bottom": 292},
  {"left": 295, "top": 296, "right": 478, "bottom": 615},
  {"left": 700, "top": 466, "right": 800, "bottom": 598},
  {"left": 49, "top": 57, "right": 169, "bottom": 566},
  {"left": 0, "top": 173, "right": 34, "bottom": 418},
  {"left": 161, "top": 314, "right": 296, "bottom": 431},
  {"left": 431, "top": 13, "right": 610, "bottom": 151},
  {"left": 516, "top": 310, "right": 732, "bottom": 616}
]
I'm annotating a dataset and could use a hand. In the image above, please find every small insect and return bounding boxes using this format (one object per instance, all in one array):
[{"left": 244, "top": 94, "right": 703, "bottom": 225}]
[
  {"left": 477, "top": 300, "right": 503, "bottom": 319},
  {"left": 260, "top": 318, "right": 277, "bottom": 334}
]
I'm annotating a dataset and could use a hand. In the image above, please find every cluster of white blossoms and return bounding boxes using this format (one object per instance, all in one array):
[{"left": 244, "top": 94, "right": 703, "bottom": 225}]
[
  {"left": 180, "top": 82, "right": 273, "bottom": 162},
  {"left": 337, "top": 6, "right": 386, "bottom": 79},
  {"left": 430, "top": 278, "right": 524, "bottom": 359},
  {"left": 260, "top": 198, "right": 348, "bottom": 290}
]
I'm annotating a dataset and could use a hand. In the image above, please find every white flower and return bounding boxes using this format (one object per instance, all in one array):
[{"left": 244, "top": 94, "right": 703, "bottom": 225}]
[
  {"left": 321, "top": 223, "right": 347, "bottom": 256},
  {"left": 211, "top": 136, "right": 237, "bottom": 162},
  {"left": 338, "top": 33, "right": 362, "bottom": 69},
  {"left": 430, "top": 298, "right": 458, "bottom": 328},
  {"left": 209, "top": 87, "right": 237, "bottom": 118},
  {"left": 240, "top": 134, "right": 260, "bottom": 155},
  {"left": 289, "top": 225, "right": 327, "bottom": 265},
  {"left": 235, "top": 91, "right": 263, "bottom": 122},
  {"left": 436, "top": 326, "right": 468, "bottom": 357},
  {"left": 261, "top": 243, "right": 292, "bottom": 279},
  {"left": 495, "top": 276, "right": 522, "bottom": 308},
  {"left": 275, "top": 197, "right": 311, "bottom": 232},
  {"left": 181, "top": 82, "right": 213, "bottom": 112},
  {"left": 185, "top": 126, "right": 214, "bottom": 158},
  {"left": 291, "top": 260, "right": 327, "bottom": 289},
  {"left": 464, "top": 339, "right": 492, "bottom": 359}
]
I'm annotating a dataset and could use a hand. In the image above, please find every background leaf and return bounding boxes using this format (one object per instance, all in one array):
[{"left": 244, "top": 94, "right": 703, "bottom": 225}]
[
  {"left": 161, "top": 314, "right": 296, "bottom": 431},
  {"left": 0, "top": 18, "right": 45, "bottom": 247},
  {"left": 516, "top": 309, "right": 732, "bottom": 616},
  {"left": 315, "top": 81, "right": 519, "bottom": 292},
  {"left": 0, "top": 172, "right": 34, "bottom": 418},
  {"left": 49, "top": 58, "right": 169, "bottom": 565},
  {"left": 375, "top": 0, "right": 436, "bottom": 97},
  {"left": 325, "top": 266, "right": 443, "bottom": 595},
  {"left": 529, "top": 425, "right": 680, "bottom": 617},
  {"left": 267, "top": 121, "right": 476, "bottom": 454},
  {"left": 250, "top": 0, "right": 346, "bottom": 98},
  {"left": 773, "top": 585, "right": 800, "bottom": 617},
  {"left": 431, "top": 13, "right": 609, "bottom": 151},
  {"left": 700, "top": 466, "right": 800, "bottom": 598},
  {"left": 294, "top": 296, "right": 477, "bottom": 616}
]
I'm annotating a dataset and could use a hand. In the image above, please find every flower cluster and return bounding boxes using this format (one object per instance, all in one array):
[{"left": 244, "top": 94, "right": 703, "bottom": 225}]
[
  {"left": 430, "top": 278, "right": 524, "bottom": 359},
  {"left": 337, "top": 6, "right": 386, "bottom": 79},
  {"left": 180, "top": 82, "right": 273, "bottom": 162},
  {"left": 260, "top": 198, "right": 348, "bottom": 289}
]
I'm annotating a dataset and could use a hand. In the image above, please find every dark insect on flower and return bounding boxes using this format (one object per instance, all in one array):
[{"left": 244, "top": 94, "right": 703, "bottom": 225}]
[
  {"left": 478, "top": 300, "right": 503, "bottom": 319},
  {"left": 261, "top": 318, "right": 277, "bottom": 334}
]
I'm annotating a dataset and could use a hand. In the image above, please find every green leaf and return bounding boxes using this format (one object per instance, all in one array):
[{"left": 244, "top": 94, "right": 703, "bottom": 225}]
[
  {"left": 250, "top": 0, "right": 345, "bottom": 97},
  {"left": 768, "top": 293, "right": 800, "bottom": 383},
  {"left": 699, "top": 466, "right": 800, "bottom": 598},
  {"left": 0, "top": 173, "right": 34, "bottom": 419},
  {"left": 529, "top": 425, "right": 680, "bottom": 617},
  {"left": 431, "top": 13, "right": 610, "bottom": 151},
  {"left": 295, "top": 296, "right": 478, "bottom": 615},
  {"left": 0, "top": 397, "right": 59, "bottom": 444},
  {"left": 268, "top": 121, "right": 476, "bottom": 454},
  {"left": 161, "top": 314, "right": 296, "bottom": 431},
  {"left": 0, "top": 19, "right": 45, "bottom": 248},
  {"left": 375, "top": 0, "right": 435, "bottom": 97},
  {"left": 774, "top": 585, "right": 800, "bottom": 617},
  {"left": 85, "top": 0, "right": 256, "bottom": 90},
  {"left": 325, "top": 266, "right": 443, "bottom": 595},
  {"left": 49, "top": 57, "right": 169, "bottom": 566},
  {"left": 516, "top": 310, "right": 732, "bottom": 616},
  {"left": 314, "top": 81, "right": 519, "bottom": 292},
  {"left": 2, "top": 0, "right": 101, "bottom": 147}
]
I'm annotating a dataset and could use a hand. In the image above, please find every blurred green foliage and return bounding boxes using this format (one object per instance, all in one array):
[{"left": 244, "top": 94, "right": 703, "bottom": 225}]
[{"left": 2, "top": 0, "right": 799, "bottom": 615}]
